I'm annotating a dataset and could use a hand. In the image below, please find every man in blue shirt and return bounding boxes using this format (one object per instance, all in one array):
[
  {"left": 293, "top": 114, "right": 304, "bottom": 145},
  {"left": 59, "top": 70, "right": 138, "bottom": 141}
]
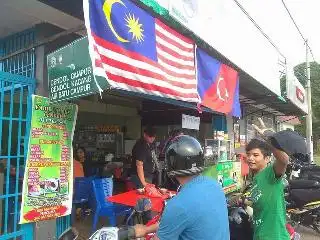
[{"left": 134, "top": 135, "right": 229, "bottom": 240}]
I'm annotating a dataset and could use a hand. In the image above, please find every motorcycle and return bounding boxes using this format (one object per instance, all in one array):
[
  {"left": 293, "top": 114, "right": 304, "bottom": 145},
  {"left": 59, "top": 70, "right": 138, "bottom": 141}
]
[
  {"left": 89, "top": 189, "right": 173, "bottom": 240},
  {"left": 285, "top": 160, "right": 320, "bottom": 233},
  {"left": 228, "top": 194, "right": 301, "bottom": 240},
  {"left": 286, "top": 157, "right": 320, "bottom": 181},
  {"left": 57, "top": 227, "right": 79, "bottom": 240}
]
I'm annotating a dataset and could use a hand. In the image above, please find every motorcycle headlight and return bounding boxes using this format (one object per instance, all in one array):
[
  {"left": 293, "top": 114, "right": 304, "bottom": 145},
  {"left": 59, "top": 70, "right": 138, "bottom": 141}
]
[{"left": 89, "top": 228, "right": 118, "bottom": 240}]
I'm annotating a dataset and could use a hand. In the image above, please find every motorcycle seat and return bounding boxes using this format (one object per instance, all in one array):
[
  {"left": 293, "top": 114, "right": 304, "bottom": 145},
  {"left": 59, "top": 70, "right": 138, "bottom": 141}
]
[
  {"left": 290, "top": 188, "right": 320, "bottom": 208},
  {"left": 301, "top": 165, "right": 320, "bottom": 172},
  {"left": 289, "top": 179, "right": 320, "bottom": 189},
  {"left": 309, "top": 174, "right": 320, "bottom": 182}
]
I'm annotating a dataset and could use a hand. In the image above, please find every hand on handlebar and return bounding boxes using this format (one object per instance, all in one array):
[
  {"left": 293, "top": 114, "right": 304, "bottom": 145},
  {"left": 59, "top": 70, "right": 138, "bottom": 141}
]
[
  {"left": 228, "top": 195, "right": 242, "bottom": 206},
  {"left": 134, "top": 224, "right": 148, "bottom": 238},
  {"left": 133, "top": 223, "right": 159, "bottom": 239}
]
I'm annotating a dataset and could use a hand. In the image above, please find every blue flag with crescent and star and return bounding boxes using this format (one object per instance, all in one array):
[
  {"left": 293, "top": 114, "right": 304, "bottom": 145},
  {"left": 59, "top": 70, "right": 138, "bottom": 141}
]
[{"left": 89, "top": 0, "right": 157, "bottom": 60}]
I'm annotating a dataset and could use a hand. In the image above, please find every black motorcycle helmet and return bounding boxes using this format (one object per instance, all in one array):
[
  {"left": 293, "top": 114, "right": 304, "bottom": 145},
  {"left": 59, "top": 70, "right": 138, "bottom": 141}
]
[
  {"left": 269, "top": 129, "right": 308, "bottom": 161},
  {"left": 165, "top": 135, "right": 205, "bottom": 178}
]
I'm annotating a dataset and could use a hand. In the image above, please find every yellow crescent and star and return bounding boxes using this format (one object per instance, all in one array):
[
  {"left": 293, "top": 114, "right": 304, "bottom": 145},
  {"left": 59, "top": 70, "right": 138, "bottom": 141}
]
[{"left": 103, "top": 0, "right": 145, "bottom": 43}]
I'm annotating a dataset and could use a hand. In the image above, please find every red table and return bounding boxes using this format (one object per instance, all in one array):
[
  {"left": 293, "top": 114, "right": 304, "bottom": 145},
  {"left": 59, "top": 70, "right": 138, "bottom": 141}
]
[{"left": 108, "top": 190, "right": 168, "bottom": 212}]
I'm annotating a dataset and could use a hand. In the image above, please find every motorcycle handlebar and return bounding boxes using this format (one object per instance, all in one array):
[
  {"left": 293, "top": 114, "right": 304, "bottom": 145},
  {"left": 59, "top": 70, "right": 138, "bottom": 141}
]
[{"left": 118, "top": 226, "right": 135, "bottom": 240}]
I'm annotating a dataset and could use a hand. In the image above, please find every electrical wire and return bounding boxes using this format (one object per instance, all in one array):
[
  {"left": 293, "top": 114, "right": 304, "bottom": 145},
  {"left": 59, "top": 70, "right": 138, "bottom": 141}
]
[
  {"left": 232, "top": 0, "right": 286, "bottom": 60},
  {"left": 281, "top": 0, "right": 316, "bottom": 62}
]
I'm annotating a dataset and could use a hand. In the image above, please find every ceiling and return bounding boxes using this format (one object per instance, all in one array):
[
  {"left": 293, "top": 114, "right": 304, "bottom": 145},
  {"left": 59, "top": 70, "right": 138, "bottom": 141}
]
[
  {"left": 0, "top": 2, "right": 40, "bottom": 38},
  {"left": 0, "top": 0, "right": 83, "bottom": 39}
]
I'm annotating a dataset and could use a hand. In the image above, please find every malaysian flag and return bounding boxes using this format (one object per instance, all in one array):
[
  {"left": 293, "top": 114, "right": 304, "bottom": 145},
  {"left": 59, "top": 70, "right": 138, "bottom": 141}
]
[{"left": 83, "top": 0, "right": 198, "bottom": 102}]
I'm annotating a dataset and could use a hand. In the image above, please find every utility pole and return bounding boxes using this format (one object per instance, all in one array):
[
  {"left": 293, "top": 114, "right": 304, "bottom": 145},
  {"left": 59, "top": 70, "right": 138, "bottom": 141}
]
[{"left": 305, "top": 39, "right": 313, "bottom": 163}]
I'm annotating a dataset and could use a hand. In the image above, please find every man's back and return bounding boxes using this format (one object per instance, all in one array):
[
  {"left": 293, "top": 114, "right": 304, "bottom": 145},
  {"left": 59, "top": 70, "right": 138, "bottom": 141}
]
[{"left": 157, "top": 176, "right": 230, "bottom": 240}]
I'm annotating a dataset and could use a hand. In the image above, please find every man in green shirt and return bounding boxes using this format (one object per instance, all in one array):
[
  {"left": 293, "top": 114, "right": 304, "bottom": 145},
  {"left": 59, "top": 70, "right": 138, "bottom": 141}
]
[
  {"left": 246, "top": 139, "right": 289, "bottom": 239},
  {"left": 245, "top": 118, "right": 297, "bottom": 240}
]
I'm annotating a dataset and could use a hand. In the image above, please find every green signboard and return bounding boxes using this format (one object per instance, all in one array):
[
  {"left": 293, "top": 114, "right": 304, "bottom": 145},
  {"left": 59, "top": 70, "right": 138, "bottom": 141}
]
[
  {"left": 203, "top": 161, "right": 241, "bottom": 194},
  {"left": 47, "top": 37, "right": 108, "bottom": 102}
]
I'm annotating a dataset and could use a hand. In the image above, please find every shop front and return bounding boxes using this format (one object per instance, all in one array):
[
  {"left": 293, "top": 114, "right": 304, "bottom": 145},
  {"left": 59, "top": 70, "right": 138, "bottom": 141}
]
[
  {"left": 43, "top": 21, "right": 244, "bottom": 234},
  {"left": 0, "top": 0, "right": 308, "bottom": 239}
]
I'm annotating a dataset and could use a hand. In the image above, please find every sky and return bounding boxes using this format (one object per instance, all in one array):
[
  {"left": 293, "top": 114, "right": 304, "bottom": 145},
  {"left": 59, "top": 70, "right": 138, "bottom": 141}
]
[{"left": 238, "top": 0, "right": 320, "bottom": 67}]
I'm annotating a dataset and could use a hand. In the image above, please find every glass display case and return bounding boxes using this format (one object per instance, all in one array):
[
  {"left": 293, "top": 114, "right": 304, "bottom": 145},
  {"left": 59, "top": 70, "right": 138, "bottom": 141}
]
[
  {"left": 74, "top": 125, "right": 124, "bottom": 161},
  {"left": 205, "top": 139, "right": 231, "bottom": 162},
  {"left": 203, "top": 138, "right": 241, "bottom": 194}
]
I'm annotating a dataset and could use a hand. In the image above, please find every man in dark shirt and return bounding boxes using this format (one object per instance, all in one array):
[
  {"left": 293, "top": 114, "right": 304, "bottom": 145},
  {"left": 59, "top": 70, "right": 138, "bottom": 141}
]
[{"left": 130, "top": 126, "right": 157, "bottom": 189}]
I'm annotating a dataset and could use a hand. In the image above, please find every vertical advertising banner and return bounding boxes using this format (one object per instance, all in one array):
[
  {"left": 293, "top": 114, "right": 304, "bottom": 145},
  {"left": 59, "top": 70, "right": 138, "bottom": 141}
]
[{"left": 20, "top": 95, "right": 78, "bottom": 224}]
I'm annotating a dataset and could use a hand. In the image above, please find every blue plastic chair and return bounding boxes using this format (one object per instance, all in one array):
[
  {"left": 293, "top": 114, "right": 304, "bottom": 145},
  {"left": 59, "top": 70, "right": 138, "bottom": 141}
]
[
  {"left": 91, "top": 178, "right": 132, "bottom": 232},
  {"left": 72, "top": 177, "right": 91, "bottom": 222}
]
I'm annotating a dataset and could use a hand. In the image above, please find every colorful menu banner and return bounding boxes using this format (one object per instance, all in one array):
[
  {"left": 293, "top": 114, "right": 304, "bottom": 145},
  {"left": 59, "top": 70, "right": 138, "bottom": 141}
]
[{"left": 20, "top": 95, "right": 78, "bottom": 224}]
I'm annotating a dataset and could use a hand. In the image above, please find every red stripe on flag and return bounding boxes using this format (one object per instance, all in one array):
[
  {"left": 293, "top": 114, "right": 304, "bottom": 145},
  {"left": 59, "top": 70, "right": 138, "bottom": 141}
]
[
  {"left": 157, "top": 63, "right": 195, "bottom": 80},
  {"left": 155, "top": 19, "right": 193, "bottom": 44},
  {"left": 157, "top": 54, "right": 194, "bottom": 71},
  {"left": 155, "top": 29, "right": 193, "bottom": 53},
  {"left": 93, "top": 34, "right": 159, "bottom": 69},
  {"left": 93, "top": 34, "right": 195, "bottom": 80},
  {"left": 156, "top": 42, "right": 194, "bottom": 62},
  {"left": 107, "top": 73, "right": 199, "bottom": 99},
  {"left": 95, "top": 59, "right": 103, "bottom": 68},
  {"left": 99, "top": 54, "right": 197, "bottom": 89}
]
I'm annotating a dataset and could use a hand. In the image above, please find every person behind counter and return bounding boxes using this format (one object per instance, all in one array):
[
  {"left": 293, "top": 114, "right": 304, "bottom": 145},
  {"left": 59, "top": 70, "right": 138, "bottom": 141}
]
[
  {"left": 75, "top": 147, "right": 92, "bottom": 177},
  {"left": 73, "top": 153, "right": 84, "bottom": 179},
  {"left": 130, "top": 126, "right": 157, "bottom": 189},
  {"left": 73, "top": 152, "right": 84, "bottom": 219}
]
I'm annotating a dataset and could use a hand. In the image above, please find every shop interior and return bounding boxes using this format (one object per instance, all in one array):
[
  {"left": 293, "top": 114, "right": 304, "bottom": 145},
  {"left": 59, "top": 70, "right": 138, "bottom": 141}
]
[{"left": 71, "top": 90, "right": 245, "bottom": 236}]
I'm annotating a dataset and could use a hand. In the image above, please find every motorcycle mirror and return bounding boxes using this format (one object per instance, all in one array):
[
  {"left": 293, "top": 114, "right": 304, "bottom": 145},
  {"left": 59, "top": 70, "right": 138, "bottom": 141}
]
[
  {"left": 134, "top": 198, "right": 152, "bottom": 213},
  {"left": 58, "top": 227, "right": 78, "bottom": 240}
]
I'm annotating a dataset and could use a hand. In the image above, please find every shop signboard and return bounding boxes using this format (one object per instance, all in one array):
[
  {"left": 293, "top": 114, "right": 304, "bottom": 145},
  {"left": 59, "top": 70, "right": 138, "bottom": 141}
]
[
  {"left": 182, "top": 114, "right": 200, "bottom": 130},
  {"left": 47, "top": 37, "right": 108, "bottom": 102},
  {"left": 286, "top": 67, "right": 308, "bottom": 114},
  {"left": 20, "top": 95, "right": 78, "bottom": 224}
]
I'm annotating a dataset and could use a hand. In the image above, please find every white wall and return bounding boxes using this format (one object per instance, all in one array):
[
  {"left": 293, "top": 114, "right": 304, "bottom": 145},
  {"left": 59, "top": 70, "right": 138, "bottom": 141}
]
[{"left": 76, "top": 99, "right": 141, "bottom": 140}]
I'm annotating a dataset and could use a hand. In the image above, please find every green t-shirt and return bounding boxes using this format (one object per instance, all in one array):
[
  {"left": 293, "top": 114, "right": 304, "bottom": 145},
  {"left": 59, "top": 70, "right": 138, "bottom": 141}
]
[{"left": 250, "top": 165, "right": 289, "bottom": 240}]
